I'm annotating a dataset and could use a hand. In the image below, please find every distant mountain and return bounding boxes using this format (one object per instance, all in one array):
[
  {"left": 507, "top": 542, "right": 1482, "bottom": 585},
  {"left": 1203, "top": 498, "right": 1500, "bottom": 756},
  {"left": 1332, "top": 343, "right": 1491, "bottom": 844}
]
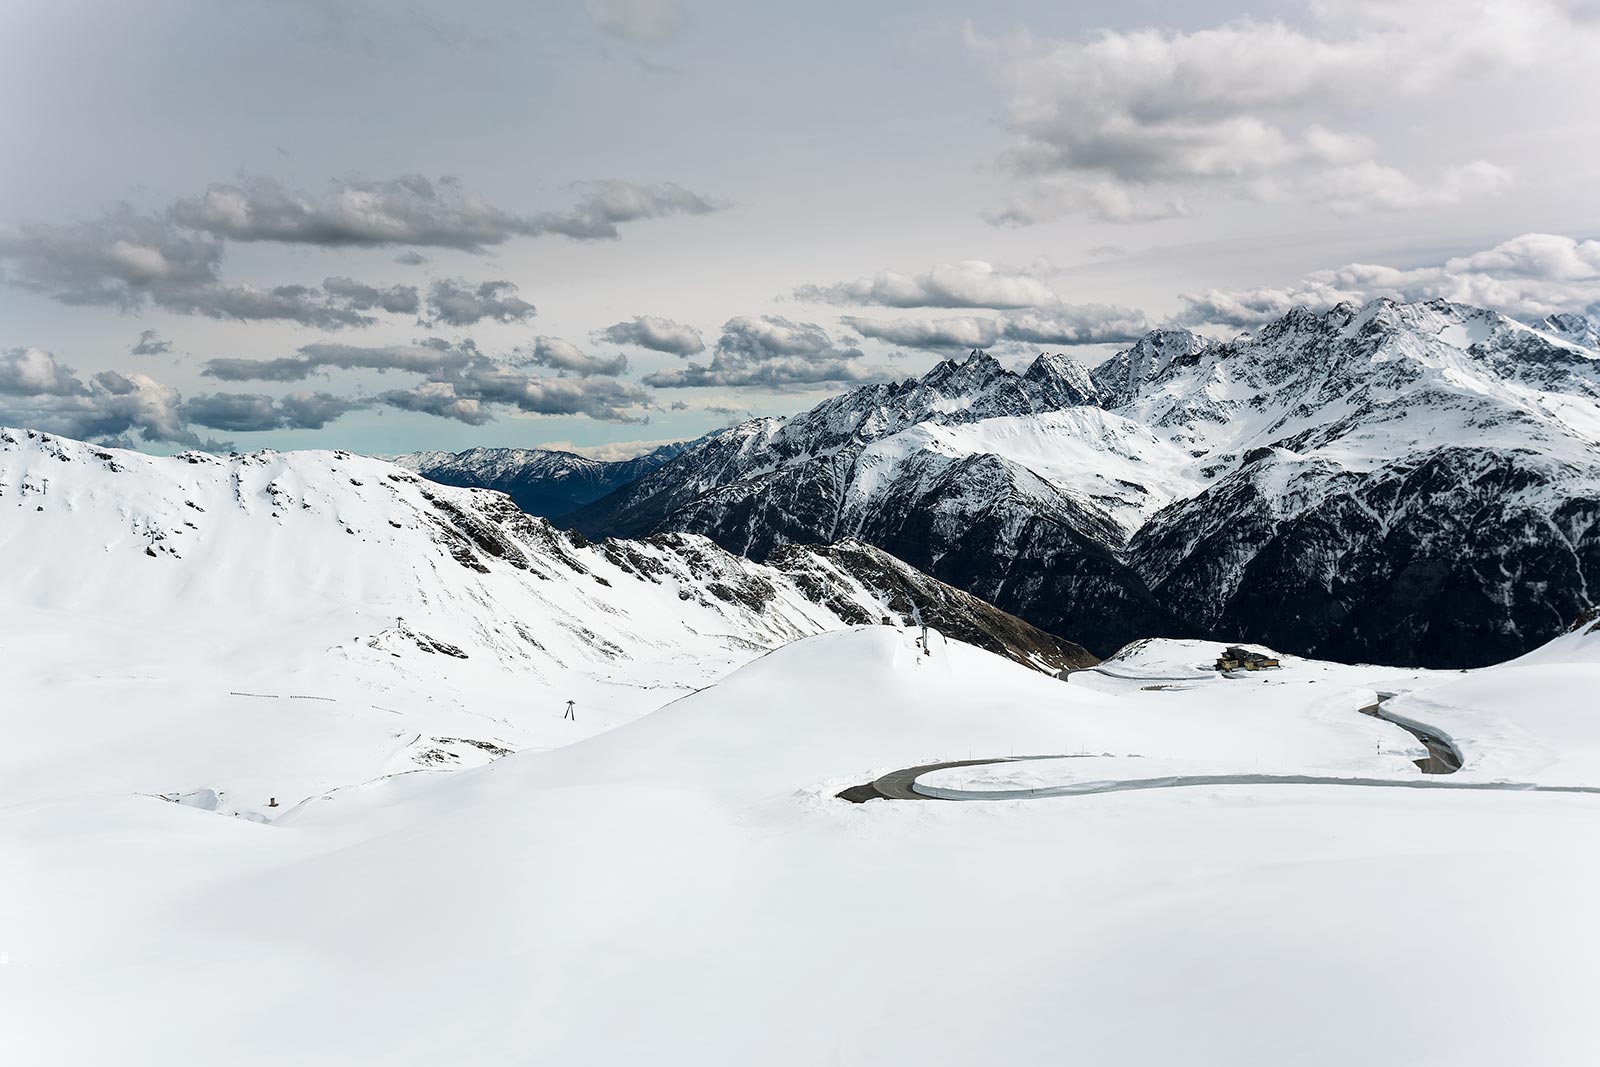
[
  {"left": 567, "top": 298, "right": 1600, "bottom": 667},
  {"left": 392, "top": 441, "right": 690, "bottom": 517},
  {"left": 0, "top": 428, "right": 1093, "bottom": 678}
]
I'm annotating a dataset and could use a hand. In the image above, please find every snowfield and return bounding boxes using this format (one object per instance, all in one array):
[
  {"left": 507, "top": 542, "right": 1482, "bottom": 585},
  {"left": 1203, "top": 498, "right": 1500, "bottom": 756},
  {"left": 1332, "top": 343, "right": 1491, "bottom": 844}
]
[{"left": 3, "top": 431, "right": 1600, "bottom": 1065}]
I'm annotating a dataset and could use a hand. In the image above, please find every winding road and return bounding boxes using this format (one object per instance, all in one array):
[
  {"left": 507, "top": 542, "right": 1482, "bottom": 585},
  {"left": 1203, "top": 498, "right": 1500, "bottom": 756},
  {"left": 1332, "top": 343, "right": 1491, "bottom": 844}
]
[{"left": 838, "top": 692, "right": 1598, "bottom": 803}]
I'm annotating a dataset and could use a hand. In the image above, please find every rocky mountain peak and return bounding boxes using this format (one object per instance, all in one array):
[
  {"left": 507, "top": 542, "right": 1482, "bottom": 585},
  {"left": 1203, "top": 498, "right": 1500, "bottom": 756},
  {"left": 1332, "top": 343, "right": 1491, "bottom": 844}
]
[
  {"left": 1544, "top": 311, "right": 1600, "bottom": 351},
  {"left": 1023, "top": 351, "right": 1098, "bottom": 407}
]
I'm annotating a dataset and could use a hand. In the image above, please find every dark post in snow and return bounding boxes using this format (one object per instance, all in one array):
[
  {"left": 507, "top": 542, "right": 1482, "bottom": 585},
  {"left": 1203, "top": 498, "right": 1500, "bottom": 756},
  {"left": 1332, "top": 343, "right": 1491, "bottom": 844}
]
[{"left": 564, "top": 699, "right": 576, "bottom": 721}]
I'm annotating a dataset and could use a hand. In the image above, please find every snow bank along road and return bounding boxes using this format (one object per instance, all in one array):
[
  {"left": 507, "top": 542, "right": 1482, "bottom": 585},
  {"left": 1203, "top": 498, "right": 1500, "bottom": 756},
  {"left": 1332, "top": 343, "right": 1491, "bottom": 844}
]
[{"left": 838, "top": 690, "right": 1597, "bottom": 803}]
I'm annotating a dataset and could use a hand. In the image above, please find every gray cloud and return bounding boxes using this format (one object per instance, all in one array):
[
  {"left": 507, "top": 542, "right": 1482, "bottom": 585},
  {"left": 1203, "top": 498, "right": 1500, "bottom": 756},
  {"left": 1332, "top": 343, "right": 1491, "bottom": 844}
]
[
  {"left": 378, "top": 369, "right": 649, "bottom": 424},
  {"left": 427, "top": 278, "right": 536, "bottom": 325},
  {"left": 0, "top": 346, "right": 83, "bottom": 396},
  {"left": 170, "top": 175, "right": 525, "bottom": 251},
  {"left": 203, "top": 339, "right": 475, "bottom": 382},
  {"left": 586, "top": 0, "right": 682, "bottom": 41},
  {"left": 533, "top": 180, "right": 719, "bottom": 240},
  {"left": 595, "top": 314, "right": 705, "bottom": 355},
  {"left": 526, "top": 335, "right": 629, "bottom": 376},
  {"left": 842, "top": 315, "right": 1001, "bottom": 351},
  {"left": 1, "top": 346, "right": 371, "bottom": 444},
  {"left": 0, "top": 206, "right": 424, "bottom": 328},
  {"left": 323, "top": 275, "right": 420, "bottom": 314},
  {"left": 966, "top": 3, "right": 1576, "bottom": 222},
  {"left": 843, "top": 304, "right": 1152, "bottom": 352},
  {"left": 997, "top": 305, "right": 1152, "bottom": 346},
  {"left": 169, "top": 174, "right": 720, "bottom": 250},
  {"left": 181, "top": 390, "right": 369, "bottom": 432},
  {"left": 0, "top": 205, "right": 221, "bottom": 308},
  {"left": 643, "top": 315, "right": 890, "bottom": 389},
  {"left": 794, "top": 260, "right": 1059, "bottom": 309},
  {"left": 203, "top": 338, "right": 649, "bottom": 423},
  {"left": 130, "top": 329, "right": 173, "bottom": 356},
  {"left": 394, "top": 250, "right": 428, "bottom": 266},
  {"left": 0, "top": 347, "right": 205, "bottom": 446}
]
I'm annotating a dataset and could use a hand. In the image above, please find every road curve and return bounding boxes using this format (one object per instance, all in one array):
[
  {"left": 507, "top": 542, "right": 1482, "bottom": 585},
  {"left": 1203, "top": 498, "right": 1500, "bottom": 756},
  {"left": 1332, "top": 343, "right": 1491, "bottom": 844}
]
[{"left": 837, "top": 695, "right": 1594, "bottom": 803}]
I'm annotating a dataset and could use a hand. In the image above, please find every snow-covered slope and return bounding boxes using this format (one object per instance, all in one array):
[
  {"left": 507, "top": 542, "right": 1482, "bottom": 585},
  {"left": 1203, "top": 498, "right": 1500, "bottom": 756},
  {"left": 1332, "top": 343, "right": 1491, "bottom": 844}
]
[
  {"left": 6, "top": 624, "right": 1599, "bottom": 1065},
  {"left": 392, "top": 440, "right": 686, "bottom": 517},
  {"left": 0, "top": 427, "right": 1089, "bottom": 815},
  {"left": 567, "top": 298, "right": 1600, "bottom": 666}
]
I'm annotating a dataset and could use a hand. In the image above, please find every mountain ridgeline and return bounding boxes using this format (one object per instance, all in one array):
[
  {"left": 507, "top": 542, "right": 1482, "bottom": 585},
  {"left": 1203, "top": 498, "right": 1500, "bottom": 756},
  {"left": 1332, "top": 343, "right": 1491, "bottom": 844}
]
[
  {"left": 539, "top": 299, "right": 1600, "bottom": 669},
  {"left": 0, "top": 428, "right": 1094, "bottom": 678},
  {"left": 392, "top": 442, "right": 690, "bottom": 517}
]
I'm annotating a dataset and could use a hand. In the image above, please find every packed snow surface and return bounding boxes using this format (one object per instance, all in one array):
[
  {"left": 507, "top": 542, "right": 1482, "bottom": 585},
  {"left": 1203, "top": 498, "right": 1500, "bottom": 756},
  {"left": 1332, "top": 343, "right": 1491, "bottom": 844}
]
[{"left": 4, "top": 432, "right": 1600, "bottom": 1065}]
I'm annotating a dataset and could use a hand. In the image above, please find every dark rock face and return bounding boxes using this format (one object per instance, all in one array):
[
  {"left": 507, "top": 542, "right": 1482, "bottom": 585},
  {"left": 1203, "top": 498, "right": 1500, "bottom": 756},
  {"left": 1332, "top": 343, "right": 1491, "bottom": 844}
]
[
  {"left": 393, "top": 442, "right": 689, "bottom": 518},
  {"left": 482, "top": 299, "right": 1600, "bottom": 668},
  {"left": 765, "top": 539, "right": 1099, "bottom": 674}
]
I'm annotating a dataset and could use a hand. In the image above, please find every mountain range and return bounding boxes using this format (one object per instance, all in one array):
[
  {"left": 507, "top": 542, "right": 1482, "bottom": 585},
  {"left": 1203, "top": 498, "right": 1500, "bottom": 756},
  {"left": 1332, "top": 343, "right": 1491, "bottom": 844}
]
[
  {"left": 392, "top": 441, "right": 690, "bottom": 516},
  {"left": 509, "top": 299, "right": 1599, "bottom": 668},
  {"left": 0, "top": 427, "right": 1091, "bottom": 712}
]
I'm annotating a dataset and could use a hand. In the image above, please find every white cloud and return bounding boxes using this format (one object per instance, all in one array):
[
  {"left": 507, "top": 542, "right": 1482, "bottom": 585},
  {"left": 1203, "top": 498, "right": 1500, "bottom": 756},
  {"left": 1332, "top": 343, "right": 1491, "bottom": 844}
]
[
  {"left": 794, "top": 260, "right": 1059, "bottom": 309},
  {"left": 644, "top": 315, "right": 890, "bottom": 389},
  {"left": 842, "top": 315, "right": 1001, "bottom": 351},
  {"left": 1177, "top": 232, "right": 1600, "bottom": 327},
  {"left": 843, "top": 304, "right": 1152, "bottom": 352},
  {"left": 526, "top": 336, "right": 629, "bottom": 377},
  {"left": 969, "top": 1, "right": 1591, "bottom": 222},
  {"left": 596, "top": 315, "right": 705, "bottom": 356}
]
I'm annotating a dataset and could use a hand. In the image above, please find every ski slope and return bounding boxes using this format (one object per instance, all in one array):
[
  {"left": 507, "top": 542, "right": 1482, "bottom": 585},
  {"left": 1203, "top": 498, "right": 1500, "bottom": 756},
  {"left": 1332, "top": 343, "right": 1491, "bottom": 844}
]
[{"left": 5, "top": 617, "right": 1600, "bottom": 1065}]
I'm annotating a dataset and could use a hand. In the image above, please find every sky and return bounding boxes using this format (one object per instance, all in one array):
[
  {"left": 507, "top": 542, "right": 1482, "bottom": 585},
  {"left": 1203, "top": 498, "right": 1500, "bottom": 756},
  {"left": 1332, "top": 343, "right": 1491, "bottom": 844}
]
[{"left": 2, "top": 0, "right": 1599, "bottom": 458}]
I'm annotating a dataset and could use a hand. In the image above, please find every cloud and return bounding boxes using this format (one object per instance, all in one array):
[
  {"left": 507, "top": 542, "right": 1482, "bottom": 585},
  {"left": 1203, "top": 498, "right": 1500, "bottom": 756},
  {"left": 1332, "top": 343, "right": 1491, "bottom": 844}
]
[
  {"left": 525, "top": 336, "right": 629, "bottom": 376},
  {"left": 842, "top": 315, "right": 1001, "bottom": 351},
  {"left": 532, "top": 180, "right": 719, "bottom": 240},
  {"left": 0, "top": 347, "right": 205, "bottom": 446},
  {"left": 130, "top": 329, "right": 173, "bottom": 356},
  {"left": 204, "top": 338, "right": 650, "bottom": 423},
  {"left": 323, "top": 275, "right": 420, "bottom": 314},
  {"left": 794, "top": 260, "right": 1059, "bottom": 308},
  {"left": 426, "top": 278, "right": 536, "bottom": 325},
  {"left": 595, "top": 314, "right": 705, "bottom": 355},
  {"left": 394, "top": 250, "right": 429, "bottom": 266},
  {"left": 0, "top": 206, "right": 422, "bottom": 327},
  {"left": 643, "top": 315, "right": 891, "bottom": 389},
  {"left": 984, "top": 178, "right": 1188, "bottom": 226},
  {"left": 378, "top": 370, "right": 649, "bottom": 424},
  {"left": 1304, "top": 160, "right": 1514, "bottom": 217},
  {"left": 0, "top": 346, "right": 83, "bottom": 396},
  {"left": 586, "top": 0, "right": 683, "bottom": 41},
  {"left": 0, "top": 205, "right": 221, "bottom": 308},
  {"left": 170, "top": 175, "right": 720, "bottom": 250},
  {"left": 843, "top": 304, "right": 1152, "bottom": 352},
  {"left": 180, "top": 390, "right": 369, "bottom": 432},
  {"left": 534, "top": 436, "right": 683, "bottom": 461},
  {"left": 202, "top": 339, "right": 476, "bottom": 382},
  {"left": 996, "top": 305, "right": 1153, "bottom": 345},
  {"left": 1176, "top": 232, "right": 1600, "bottom": 328},
  {"left": 170, "top": 175, "right": 525, "bottom": 251},
  {"left": 968, "top": 1, "right": 1583, "bottom": 221}
]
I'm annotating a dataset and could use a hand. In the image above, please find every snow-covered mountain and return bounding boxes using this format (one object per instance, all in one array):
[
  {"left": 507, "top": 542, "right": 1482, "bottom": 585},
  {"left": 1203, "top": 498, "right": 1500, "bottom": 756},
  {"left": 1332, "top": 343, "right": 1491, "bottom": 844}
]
[
  {"left": 0, "top": 427, "right": 1090, "bottom": 812},
  {"left": 10, "top": 611, "right": 1600, "bottom": 1065},
  {"left": 392, "top": 440, "right": 688, "bottom": 517},
  {"left": 8, "top": 430, "right": 1600, "bottom": 1067},
  {"left": 567, "top": 298, "right": 1600, "bottom": 667}
]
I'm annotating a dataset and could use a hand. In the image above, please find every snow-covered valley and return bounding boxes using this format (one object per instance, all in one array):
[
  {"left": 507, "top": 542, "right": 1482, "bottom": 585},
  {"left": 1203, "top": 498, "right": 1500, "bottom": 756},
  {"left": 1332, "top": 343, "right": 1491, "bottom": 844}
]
[{"left": 3, "top": 427, "right": 1599, "bottom": 1065}]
